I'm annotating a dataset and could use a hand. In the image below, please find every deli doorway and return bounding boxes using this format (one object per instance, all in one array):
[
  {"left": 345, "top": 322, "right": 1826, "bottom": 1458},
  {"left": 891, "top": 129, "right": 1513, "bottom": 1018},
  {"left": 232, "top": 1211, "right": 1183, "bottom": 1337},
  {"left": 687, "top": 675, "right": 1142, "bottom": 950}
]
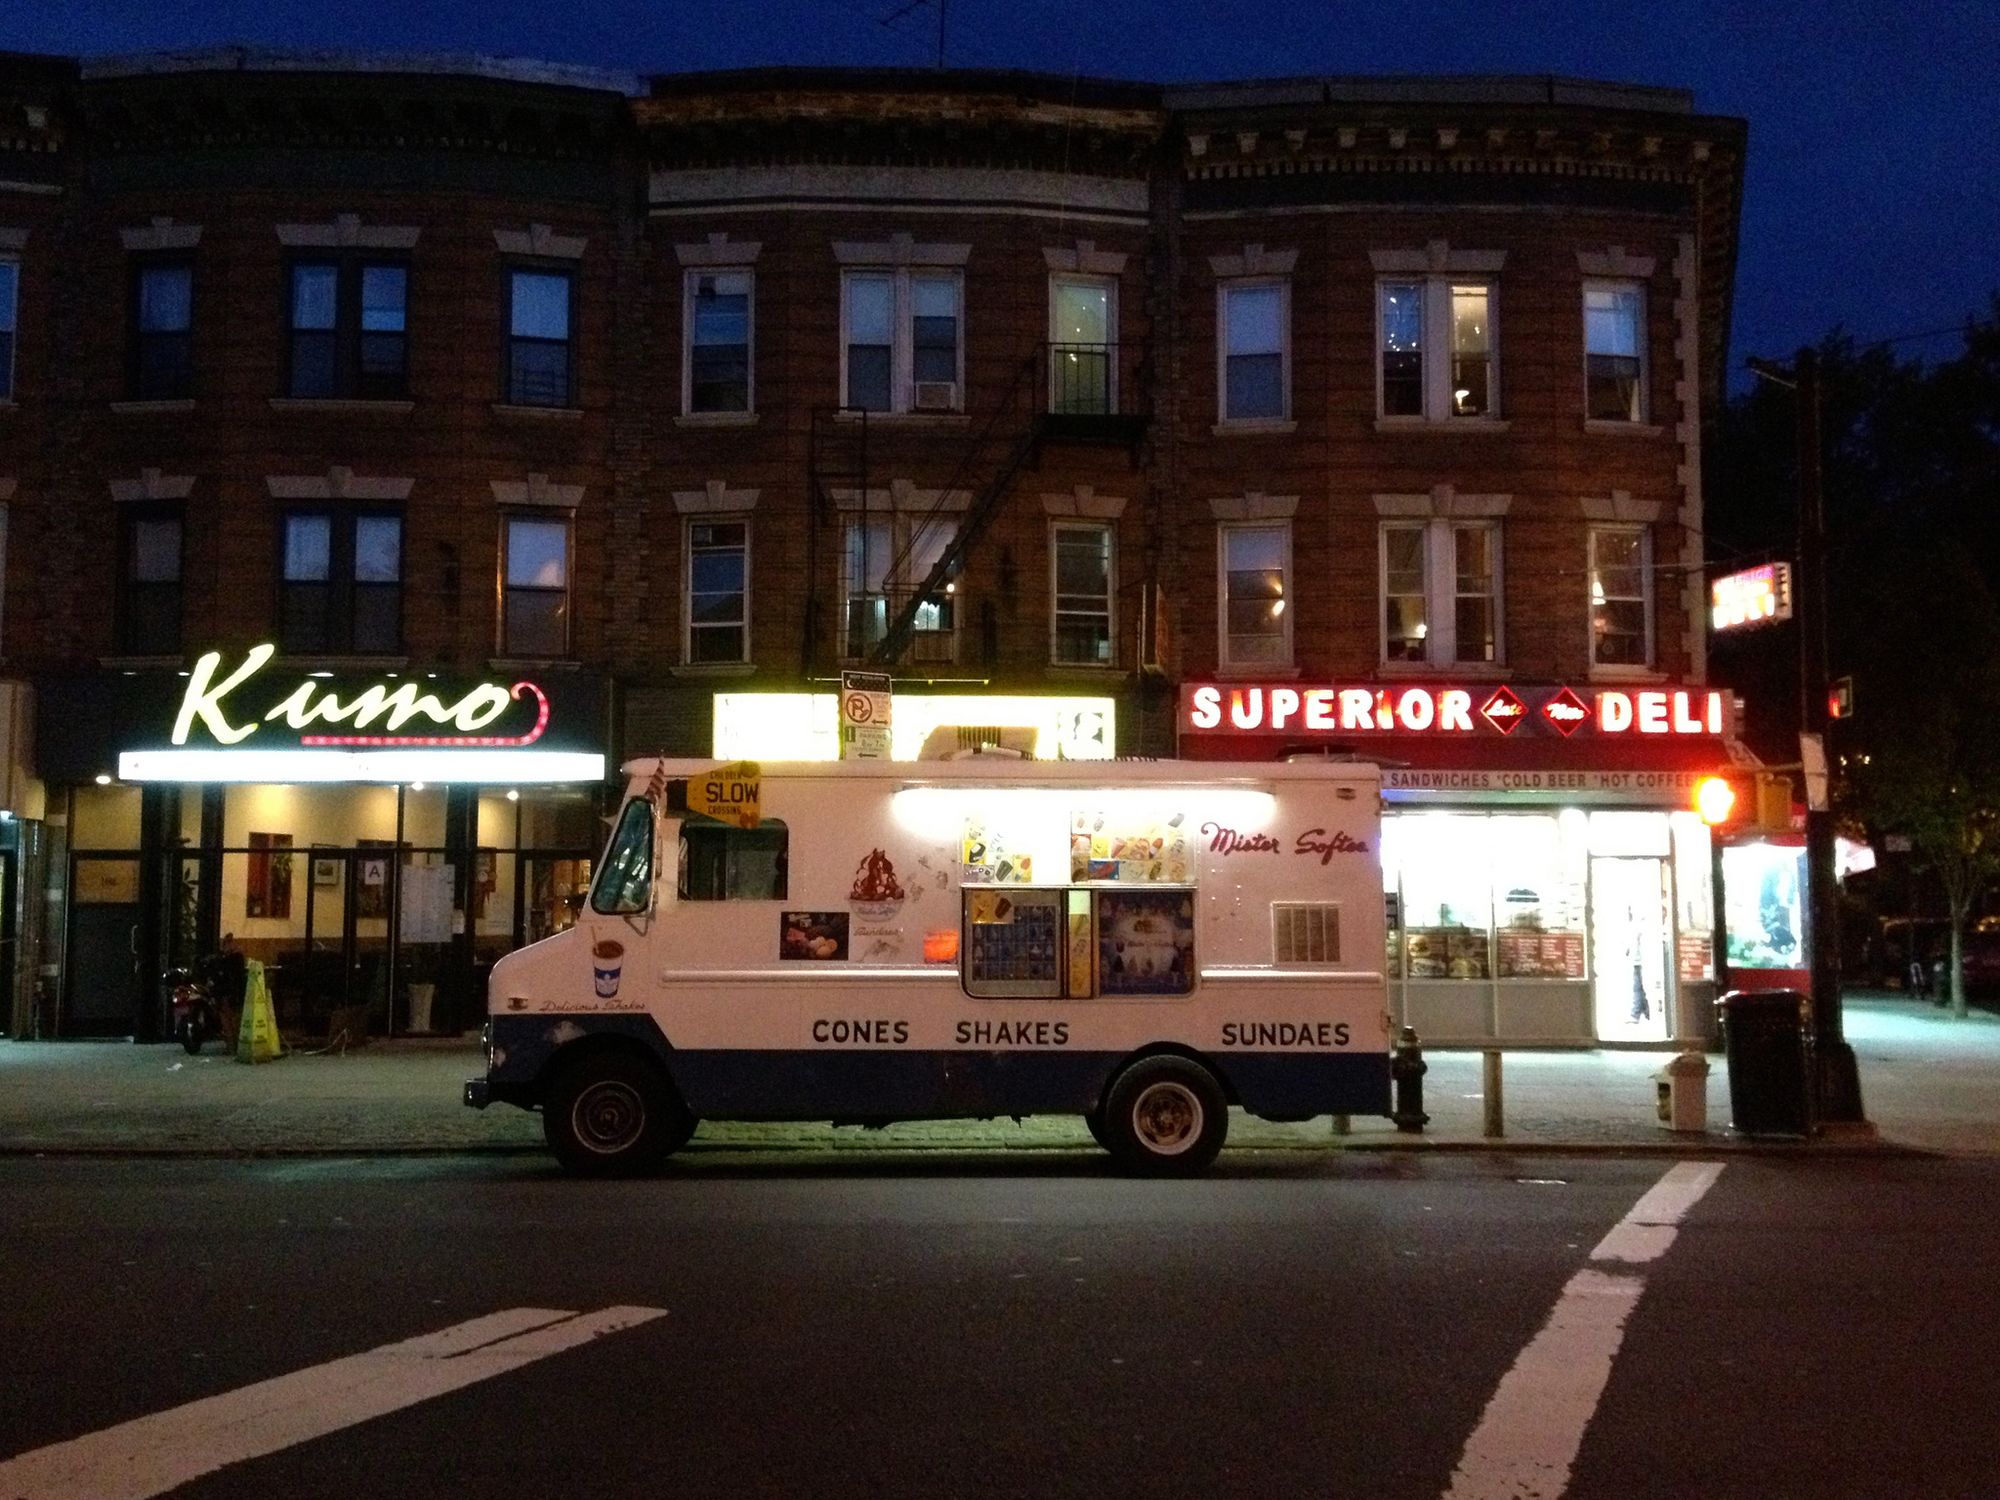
[{"left": 1590, "top": 855, "right": 1672, "bottom": 1041}]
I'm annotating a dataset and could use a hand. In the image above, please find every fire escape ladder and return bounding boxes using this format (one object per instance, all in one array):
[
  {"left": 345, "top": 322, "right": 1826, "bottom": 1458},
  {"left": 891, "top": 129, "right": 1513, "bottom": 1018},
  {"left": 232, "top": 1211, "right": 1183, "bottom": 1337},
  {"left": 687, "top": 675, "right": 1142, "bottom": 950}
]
[
  {"left": 870, "top": 348, "right": 1046, "bottom": 667},
  {"left": 804, "top": 408, "right": 870, "bottom": 673}
]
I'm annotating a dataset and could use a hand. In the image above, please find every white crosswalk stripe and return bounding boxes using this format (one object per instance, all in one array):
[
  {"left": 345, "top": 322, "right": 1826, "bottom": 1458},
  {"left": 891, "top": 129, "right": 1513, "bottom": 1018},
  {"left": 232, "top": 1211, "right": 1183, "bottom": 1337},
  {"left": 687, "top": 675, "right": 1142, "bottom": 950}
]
[
  {"left": 0, "top": 1305, "right": 666, "bottom": 1500},
  {"left": 1443, "top": 1162, "right": 1724, "bottom": 1500}
]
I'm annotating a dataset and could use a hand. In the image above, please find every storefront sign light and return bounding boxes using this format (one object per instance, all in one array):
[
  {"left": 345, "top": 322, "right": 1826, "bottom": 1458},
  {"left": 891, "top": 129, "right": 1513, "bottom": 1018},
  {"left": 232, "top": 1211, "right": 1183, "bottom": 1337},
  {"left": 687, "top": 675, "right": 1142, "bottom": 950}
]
[
  {"left": 1711, "top": 563, "right": 1793, "bottom": 631},
  {"left": 713, "top": 692, "right": 1115, "bottom": 761},
  {"left": 113, "top": 644, "right": 606, "bottom": 784},
  {"left": 1181, "top": 683, "right": 1725, "bottom": 738}
]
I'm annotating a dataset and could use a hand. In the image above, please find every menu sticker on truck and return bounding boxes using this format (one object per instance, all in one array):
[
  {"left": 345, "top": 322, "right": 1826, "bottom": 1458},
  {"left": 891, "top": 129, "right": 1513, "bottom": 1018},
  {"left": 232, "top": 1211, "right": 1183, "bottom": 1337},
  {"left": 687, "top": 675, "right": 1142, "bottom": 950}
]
[{"left": 780, "top": 911, "right": 850, "bottom": 961}]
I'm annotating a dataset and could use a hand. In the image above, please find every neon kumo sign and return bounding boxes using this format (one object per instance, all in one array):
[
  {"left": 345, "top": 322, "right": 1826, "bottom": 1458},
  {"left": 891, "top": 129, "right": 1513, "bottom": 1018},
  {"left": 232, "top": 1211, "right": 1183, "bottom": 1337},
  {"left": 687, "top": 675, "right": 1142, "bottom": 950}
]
[
  {"left": 111, "top": 645, "right": 606, "bottom": 784},
  {"left": 1181, "top": 682, "right": 1726, "bottom": 738}
]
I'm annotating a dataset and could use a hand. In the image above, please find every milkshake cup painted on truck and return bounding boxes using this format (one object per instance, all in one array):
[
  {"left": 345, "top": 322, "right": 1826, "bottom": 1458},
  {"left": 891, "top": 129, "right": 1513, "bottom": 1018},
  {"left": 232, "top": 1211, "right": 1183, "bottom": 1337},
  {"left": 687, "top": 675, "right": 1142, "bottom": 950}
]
[{"left": 592, "top": 939, "right": 624, "bottom": 998}]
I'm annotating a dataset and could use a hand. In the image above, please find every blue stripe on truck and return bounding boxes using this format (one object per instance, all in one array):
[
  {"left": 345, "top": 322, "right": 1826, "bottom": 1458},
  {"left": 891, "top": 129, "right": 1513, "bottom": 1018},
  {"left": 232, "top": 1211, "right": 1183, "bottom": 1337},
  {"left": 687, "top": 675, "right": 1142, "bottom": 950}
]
[{"left": 485, "top": 1014, "right": 1390, "bottom": 1120}]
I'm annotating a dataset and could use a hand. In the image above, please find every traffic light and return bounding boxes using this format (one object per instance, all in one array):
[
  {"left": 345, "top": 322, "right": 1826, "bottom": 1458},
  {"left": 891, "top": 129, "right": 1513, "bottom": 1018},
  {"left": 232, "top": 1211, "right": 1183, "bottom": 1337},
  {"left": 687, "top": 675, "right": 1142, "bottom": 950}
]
[
  {"left": 1828, "top": 676, "right": 1854, "bottom": 720},
  {"left": 1693, "top": 775, "right": 1738, "bottom": 827}
]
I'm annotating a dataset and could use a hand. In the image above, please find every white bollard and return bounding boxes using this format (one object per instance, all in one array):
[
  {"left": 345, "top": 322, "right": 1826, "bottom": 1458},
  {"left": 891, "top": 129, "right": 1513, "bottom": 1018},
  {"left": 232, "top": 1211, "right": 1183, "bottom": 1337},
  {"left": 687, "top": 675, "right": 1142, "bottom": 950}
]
[{"left": 1664, "top": 1050, "right": 1710, "bottom": 1133}]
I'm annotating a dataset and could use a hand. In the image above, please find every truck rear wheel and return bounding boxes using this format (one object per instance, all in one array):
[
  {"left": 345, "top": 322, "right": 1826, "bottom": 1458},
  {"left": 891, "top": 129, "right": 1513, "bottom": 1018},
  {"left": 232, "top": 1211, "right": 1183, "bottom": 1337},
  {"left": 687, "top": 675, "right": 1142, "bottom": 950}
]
[
  {"left": 544, "top": 1052, "right": 693, "bottom": 1177},
  {"left": 1102, "top": 1056, "right": 1228, "bottom": 1175}
]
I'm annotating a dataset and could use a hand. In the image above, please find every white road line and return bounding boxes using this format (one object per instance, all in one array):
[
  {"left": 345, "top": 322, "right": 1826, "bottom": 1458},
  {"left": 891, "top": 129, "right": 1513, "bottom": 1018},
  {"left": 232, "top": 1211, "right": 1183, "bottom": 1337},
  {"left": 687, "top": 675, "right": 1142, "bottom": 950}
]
[
  {"left": 0, "top": 1305, "right": 666, "bottom": 1500},
  {"left": 1442, "top": 1162, "right": 1724, "bottom": 1500}
]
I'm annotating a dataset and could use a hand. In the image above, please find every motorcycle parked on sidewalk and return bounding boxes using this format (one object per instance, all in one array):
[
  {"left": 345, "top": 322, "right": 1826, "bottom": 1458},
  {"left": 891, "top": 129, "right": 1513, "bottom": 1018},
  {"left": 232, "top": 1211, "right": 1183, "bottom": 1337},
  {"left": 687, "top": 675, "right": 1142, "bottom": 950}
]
[{"left": 165, "top": 964, "right": 222, "bottom": 1055}]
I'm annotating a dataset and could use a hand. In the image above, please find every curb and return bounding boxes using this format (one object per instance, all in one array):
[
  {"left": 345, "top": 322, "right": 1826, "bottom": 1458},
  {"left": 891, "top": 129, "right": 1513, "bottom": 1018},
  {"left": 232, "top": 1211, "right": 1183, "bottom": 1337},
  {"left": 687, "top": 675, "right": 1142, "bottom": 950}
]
[{"left": 0, "top": 1134, "right": 1927, "bottom": 1161}]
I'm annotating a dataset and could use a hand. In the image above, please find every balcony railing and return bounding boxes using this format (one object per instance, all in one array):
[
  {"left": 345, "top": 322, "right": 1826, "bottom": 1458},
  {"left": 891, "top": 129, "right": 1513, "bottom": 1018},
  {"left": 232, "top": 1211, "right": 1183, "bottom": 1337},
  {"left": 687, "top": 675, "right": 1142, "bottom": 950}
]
[
  {"left": 845, "top": 590, "right": 957, "bottom": 665},
  {"left": 1048, "top": 342, "right": 1116, "bottom": 415}
]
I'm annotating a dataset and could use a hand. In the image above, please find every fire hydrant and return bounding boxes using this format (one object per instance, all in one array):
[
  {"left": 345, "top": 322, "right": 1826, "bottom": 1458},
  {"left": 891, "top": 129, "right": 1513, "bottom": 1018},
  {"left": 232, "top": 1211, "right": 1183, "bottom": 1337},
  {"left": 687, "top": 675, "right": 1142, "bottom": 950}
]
[{"left": 1391, "top": 1025, "right": 1429, "bottom": 1133}]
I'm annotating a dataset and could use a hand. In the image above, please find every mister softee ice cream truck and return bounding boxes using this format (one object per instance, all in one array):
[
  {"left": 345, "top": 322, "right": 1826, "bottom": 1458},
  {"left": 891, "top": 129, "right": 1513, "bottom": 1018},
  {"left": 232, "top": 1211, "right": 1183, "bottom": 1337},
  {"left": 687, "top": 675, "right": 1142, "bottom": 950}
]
[{"left": 465, "top": 757, "right": 1390, "bottom": 1175}]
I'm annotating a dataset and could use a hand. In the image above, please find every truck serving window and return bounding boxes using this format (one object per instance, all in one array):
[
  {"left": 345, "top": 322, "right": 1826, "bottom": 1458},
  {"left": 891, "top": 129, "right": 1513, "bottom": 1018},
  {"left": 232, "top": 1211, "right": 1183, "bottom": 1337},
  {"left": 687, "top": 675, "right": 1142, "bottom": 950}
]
[
  {"left": 591, "top": 798, "right": 653, "bottom": 915},
  {"left": 679, "top": 816, "right": 788, "bottom": 901},
  {"left": 962, "top": 886, "right": 1196, "bottom": 999}
]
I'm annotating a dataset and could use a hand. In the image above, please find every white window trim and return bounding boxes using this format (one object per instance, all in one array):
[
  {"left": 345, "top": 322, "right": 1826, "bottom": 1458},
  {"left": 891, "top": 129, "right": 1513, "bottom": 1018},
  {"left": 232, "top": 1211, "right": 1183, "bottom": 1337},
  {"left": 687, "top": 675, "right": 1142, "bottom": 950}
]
[
  {"left": 840, "top": 268, "right": 965, "bottom": 415},
  {"left": 499, "top": 511, "right": 573, "bottom": 660},
  {"left": 1049, "top": 518, "right": 1116, "bottom": 668},
  {"left": 1375, "top": 276, "right": 1500, "bottom": 422},
  {"left": 1583, "top": 278, "right": 1649, "bottom": 423},
  {"left": 1047, "top": 272, "right": 1118, "bottom": 413},
  {"left": 683, "top": 514, "right": 751, "bottom": 666},
  {"left": 1216, "top": 520, "right": 1294, "bottom": 672},
  {"left": 1588, "top": 524, "right": 1655, "bottom": 672},
  {"left": 1215, "top": 277, "right": 1291, "bottom": 426},
  {"left": 682, "top": 267, "right": 755, "bottom": 418},
  {"left": 1378, "top": 519, "right": 1504, "bottom": 667}
]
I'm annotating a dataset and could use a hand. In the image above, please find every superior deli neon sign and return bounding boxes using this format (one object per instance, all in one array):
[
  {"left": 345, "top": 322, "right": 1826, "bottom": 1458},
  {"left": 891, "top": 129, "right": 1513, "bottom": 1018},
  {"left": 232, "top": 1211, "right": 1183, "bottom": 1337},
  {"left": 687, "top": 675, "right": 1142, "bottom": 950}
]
[{"left": 1182, "top": 683, "right": 1725, "bottom": 738}]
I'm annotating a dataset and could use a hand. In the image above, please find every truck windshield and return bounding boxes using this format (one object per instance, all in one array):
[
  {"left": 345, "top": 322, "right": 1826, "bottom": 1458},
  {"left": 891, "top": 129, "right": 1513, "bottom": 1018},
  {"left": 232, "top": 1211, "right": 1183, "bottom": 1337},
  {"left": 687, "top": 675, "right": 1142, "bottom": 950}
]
[{"left": 591, "top": 798, "right": 653, "bottom": 914}]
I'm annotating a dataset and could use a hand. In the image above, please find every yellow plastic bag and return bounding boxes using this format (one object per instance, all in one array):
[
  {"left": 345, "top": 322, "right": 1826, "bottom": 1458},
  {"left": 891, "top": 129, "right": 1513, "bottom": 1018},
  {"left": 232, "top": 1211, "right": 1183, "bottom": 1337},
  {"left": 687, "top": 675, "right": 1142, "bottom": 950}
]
[{"left": 236, "top": 959, "right": 284, "bottom": 1064}]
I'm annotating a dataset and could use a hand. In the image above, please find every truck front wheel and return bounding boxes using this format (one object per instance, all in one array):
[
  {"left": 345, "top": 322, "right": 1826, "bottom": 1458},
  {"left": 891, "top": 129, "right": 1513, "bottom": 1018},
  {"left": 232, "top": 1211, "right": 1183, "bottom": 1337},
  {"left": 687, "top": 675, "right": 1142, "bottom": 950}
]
[
  {"left": 544, "top": 1052, "right": 693, "bottom": 1177},
  {"left": 1102, "top": 1056, "right": 1228, "bottom": 1175}
]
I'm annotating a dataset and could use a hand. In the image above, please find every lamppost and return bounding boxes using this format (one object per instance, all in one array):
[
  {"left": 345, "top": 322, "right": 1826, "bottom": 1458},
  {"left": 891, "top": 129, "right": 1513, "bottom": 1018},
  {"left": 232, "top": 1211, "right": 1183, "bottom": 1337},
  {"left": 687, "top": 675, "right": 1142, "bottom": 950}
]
[{"left": 1747, "top": 346, "right": 1867, "bottom": 1124}]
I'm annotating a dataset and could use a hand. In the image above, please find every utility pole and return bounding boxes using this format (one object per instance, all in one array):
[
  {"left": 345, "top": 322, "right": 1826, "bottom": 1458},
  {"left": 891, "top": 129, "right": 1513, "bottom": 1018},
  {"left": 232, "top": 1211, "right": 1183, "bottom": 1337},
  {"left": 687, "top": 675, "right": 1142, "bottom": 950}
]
[{"left": 1790, "top": 346, "right": 1866, "bottom": 1124}]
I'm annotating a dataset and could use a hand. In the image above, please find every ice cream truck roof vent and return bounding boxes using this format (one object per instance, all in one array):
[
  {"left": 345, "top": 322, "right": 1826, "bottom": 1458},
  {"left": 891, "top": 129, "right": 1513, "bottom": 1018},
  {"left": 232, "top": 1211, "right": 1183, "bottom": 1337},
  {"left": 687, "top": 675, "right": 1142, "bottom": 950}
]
[{"left": 917, "top": 725, "right": 1037, "bottom": 760}]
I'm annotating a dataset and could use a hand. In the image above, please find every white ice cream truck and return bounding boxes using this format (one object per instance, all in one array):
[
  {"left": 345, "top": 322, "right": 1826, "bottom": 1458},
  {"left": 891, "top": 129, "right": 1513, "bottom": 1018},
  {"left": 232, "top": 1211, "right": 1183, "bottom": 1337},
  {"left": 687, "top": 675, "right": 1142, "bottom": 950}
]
[{"left": 465, "top": 756, "right": 1389, "bottom": 1175}]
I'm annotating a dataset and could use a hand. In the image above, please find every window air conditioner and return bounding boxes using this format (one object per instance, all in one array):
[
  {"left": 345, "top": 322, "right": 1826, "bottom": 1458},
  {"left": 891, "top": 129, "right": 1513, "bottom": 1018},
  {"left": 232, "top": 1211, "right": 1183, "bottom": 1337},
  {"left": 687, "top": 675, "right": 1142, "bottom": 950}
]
[{"left": 912, "top": 380, "right": 959, "bottom": 412}]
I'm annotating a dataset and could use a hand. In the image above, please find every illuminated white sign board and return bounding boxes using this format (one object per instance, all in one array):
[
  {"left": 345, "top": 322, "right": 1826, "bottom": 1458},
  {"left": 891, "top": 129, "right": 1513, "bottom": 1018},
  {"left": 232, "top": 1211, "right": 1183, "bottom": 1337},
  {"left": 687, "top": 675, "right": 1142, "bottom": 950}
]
[
  {"left": 712, "top": 692, "right": 1115, "bottom": 761},
  {"left": 114, "top": 645, "right": 607, "bottom": 784},
  {"left": 1711, "top": 563, "right": 1793, "bottom": 631}
]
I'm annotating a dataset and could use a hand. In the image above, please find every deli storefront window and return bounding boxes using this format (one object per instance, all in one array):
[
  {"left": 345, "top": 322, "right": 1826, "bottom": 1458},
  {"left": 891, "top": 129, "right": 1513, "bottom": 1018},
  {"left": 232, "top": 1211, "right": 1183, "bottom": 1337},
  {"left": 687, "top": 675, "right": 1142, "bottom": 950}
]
[{"left": 1383, "top": 808, "right": 1714, "bottom": 1044}]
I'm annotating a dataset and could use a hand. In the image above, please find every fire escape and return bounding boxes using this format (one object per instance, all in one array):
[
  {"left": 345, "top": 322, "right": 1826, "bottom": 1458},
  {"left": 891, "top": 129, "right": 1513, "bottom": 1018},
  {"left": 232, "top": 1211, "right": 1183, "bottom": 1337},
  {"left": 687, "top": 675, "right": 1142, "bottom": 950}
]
[{"left": 804, "top": 342, "right": 1146, "bottom": 676}]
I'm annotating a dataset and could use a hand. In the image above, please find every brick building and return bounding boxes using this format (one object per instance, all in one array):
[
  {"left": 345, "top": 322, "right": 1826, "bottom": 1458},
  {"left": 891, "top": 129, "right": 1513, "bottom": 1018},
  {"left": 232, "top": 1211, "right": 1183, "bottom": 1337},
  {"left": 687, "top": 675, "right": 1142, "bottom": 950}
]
[{"left": 0, "top": 56, "right": 1748, "bottom": 1048}]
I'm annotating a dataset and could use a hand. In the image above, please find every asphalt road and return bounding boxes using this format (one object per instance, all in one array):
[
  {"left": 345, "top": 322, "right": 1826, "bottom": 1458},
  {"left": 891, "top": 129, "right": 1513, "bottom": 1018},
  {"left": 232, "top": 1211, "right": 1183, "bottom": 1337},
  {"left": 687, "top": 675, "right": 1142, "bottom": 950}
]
[{"left": 2, "top": 1150, "right": 1995, "bottom": 1499}]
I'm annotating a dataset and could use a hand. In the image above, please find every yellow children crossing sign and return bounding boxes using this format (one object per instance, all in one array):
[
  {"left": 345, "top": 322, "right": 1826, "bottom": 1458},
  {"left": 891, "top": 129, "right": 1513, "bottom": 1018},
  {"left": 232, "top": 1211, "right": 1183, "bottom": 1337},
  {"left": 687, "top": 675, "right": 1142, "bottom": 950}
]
[{"left": 690, "top": 761, "right": 762, "bottom": 828}]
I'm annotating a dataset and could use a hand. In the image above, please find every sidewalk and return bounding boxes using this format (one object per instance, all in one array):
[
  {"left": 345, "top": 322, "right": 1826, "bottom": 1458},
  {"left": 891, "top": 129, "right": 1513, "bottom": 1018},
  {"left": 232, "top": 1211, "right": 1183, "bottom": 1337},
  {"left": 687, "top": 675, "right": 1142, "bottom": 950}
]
[{"left": 1, "top": 993, "right": 1994, "bottom": 1158}]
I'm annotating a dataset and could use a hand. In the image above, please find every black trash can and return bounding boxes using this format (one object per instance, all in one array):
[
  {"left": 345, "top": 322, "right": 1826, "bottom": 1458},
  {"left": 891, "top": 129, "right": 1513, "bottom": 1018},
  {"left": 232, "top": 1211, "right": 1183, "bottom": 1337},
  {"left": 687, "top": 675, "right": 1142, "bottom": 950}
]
[{"left": 1715, "top": 989, "right": 1815, "bottom": 1136}]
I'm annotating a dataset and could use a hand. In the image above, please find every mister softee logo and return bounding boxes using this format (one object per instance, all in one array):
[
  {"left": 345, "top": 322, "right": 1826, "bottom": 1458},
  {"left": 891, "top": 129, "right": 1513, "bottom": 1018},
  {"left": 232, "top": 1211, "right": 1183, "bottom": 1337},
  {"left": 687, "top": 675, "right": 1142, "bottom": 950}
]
[
  {"left": 1201, "top": 822, "right": 1370, "bottom": 863},
  {"left": 171, "top": 644, "right": 550, "bottom": 749}
]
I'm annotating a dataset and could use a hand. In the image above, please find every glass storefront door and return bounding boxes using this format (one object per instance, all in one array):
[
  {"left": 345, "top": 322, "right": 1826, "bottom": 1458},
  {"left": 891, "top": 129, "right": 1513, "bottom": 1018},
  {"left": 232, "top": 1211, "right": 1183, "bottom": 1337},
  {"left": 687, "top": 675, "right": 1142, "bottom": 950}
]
[{"left": 1590, "top": 856, "right": 1671, "bottom": 1041}]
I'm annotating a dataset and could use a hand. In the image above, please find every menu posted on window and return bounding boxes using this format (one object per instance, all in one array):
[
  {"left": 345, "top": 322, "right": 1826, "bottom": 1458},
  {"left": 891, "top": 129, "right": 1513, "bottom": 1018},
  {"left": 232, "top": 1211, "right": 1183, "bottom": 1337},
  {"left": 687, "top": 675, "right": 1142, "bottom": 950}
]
[{"left": 962, "top": 889, "right": 1063, "bottom": 997}]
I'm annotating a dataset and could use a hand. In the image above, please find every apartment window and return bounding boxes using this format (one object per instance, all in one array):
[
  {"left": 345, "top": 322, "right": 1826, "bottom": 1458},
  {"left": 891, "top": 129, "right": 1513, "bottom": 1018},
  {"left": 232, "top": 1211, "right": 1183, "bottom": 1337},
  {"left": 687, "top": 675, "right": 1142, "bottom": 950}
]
[
  {"left": 685, "top": 270, "right": 752, "bottom": 414},
  {"left": 506, "top": 269, "right": 574, "bottom": 407},
  {"left": 1381, "top": 521, "right": 1501, "bottom": 665},
  {"left": 1589, "top": 527, "right": 1652, "bottom": 667},
  {"left": 0, "top": 256, "right": 16, "bottom": 400},
  {"left": 1584, "top": 281, "right": 1646, "bottom": 421},
  {"left": 686, "top": 518, "right": 749, "bottom": 664},
  {"left": 288, "top": 260, "right": 408, "bottom": 400},
  {"left": 841, "top": 270, "right": 962, "bottom": 414},
  {"left": 1219, "top": 522, "right": 1291, "bottom": 667},
  {"left": 1049, "top": 275, "right": 1114, "bottom": 415},
  {"left": 1379, "top": 279, "right": 1495, "bottom": 419},
  {"left": 279, "top": 512, "right": 403, "bottom": 654},
  {"left": 1052, "top": 521, "right": 1114, "bottom": 666},
  {"left": 131, "top": 260, "right": 194, "bottom": 400},
  {"left": 121, "top": 509, "right": 182, "bottom": 652},
  {"left": 502, "top": 514, "right": 570, "bottom": 657},
  {"left": 1218, "top": 281, "right": 1287, "bottom": 422},
  {"left": 843, "top": 514, "right": 956, "bottom": 662}
]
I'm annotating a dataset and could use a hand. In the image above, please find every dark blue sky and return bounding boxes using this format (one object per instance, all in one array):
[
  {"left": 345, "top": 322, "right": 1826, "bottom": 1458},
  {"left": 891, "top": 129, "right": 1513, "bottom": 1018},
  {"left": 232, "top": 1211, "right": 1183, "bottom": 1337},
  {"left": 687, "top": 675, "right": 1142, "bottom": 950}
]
[{"left": 11, "top": 1, "right": 1997, "bottom": 385}]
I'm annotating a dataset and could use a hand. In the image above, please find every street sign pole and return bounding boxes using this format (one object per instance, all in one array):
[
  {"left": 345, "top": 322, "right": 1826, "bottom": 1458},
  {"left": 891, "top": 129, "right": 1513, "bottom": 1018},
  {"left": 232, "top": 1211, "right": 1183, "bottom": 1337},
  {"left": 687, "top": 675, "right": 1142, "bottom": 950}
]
[{"left": 1794, "top": 346, "right": 1866, "bottom": 1125}]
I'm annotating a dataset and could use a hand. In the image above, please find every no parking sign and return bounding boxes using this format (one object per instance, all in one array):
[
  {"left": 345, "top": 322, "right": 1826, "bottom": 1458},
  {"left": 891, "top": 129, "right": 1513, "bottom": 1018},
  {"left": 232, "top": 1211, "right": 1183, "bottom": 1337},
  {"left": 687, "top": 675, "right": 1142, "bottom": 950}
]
[{"left": 839, "top": 671, "right": 893, "bottom": 760}]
